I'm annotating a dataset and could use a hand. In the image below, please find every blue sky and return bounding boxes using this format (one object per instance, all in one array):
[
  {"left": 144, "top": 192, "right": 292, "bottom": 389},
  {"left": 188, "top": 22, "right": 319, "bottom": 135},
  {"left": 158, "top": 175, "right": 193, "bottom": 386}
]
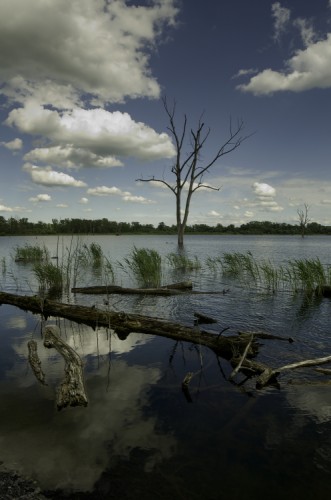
[{"left": 1, "top": 0, "right": 331, "bottom": 227}]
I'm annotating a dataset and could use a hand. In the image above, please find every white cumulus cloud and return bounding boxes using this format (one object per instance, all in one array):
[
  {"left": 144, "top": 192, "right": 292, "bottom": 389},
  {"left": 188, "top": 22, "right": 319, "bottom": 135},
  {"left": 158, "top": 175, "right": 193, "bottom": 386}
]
[
  {"left": 238, "top": 5, "right": 331, "bottom": 95},
  {"left": 23, "top": 164, "right": 87, "bottom": 187},
  {"left": 253, "top": 182, "right": 276, "bottom": 198},
  {"left": 251, "top": 182, "right": 283, "bottom": 213},
  {"left": 0, "top": 204, "right": 13, "bottom": 212},
  {"left": 0, "top": 0, "right": 178, "bottom": 108},
  {"left": 24, "top": 145, "right": 123, "bottom": 169},
  {"left": 29, "top": 194, "right": 51, "bottom": 202},
  {"left": 7, "top": 103, "right": 175, "bottom": 162},
  {"left": 87, "top": 185, "right": 154, "bottom": 204},
  {"left": 0, "top": 137, "right": 22, "bottom": 150}
]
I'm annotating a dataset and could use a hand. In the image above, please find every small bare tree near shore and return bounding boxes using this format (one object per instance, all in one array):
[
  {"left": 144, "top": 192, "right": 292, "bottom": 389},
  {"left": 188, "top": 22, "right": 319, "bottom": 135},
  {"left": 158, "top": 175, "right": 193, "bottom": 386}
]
[
  {"left": 297, "top": 203, "right": 311, "bottom": 238},
  {"left": 136, "top": 97, "right": 248, "bottom": 247}
]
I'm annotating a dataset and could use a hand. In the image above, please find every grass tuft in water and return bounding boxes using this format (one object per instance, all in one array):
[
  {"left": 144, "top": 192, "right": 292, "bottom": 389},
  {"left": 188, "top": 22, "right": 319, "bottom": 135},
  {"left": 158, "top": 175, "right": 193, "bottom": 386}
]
[
  {"left": 166, "top": 252, "right": 201, "bottom": 271},
  {"left": 33, "top": 261, "right": 63, "bottom": 294},
  {"left": 118, "top": 246, "right": 162, "bottom": 288},
  {"left": 221, "top": 251, "right": 260, "bottom": 285},
  {"left": 14, "top": 244, "right": 49, "bottom": 263},
  {"left": 286, "top": 257, "right": 329, "bottom": 294}
]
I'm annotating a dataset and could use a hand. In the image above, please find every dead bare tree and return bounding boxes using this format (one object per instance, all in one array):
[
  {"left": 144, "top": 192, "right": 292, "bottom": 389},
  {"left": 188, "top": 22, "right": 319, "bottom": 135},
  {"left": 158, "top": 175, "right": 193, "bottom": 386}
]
[
  {"left": 297, "top": 203, "right": 311, "bottom": 238},
  {"left": 136, "top": 97, "right": 248, "bottom": 247}
]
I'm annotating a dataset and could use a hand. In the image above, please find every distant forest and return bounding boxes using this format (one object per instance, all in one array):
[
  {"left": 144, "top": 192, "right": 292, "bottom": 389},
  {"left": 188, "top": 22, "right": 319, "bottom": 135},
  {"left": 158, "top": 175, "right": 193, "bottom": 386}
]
[{"left": 1, "top": 216, "right": 331, "bottom": 236}]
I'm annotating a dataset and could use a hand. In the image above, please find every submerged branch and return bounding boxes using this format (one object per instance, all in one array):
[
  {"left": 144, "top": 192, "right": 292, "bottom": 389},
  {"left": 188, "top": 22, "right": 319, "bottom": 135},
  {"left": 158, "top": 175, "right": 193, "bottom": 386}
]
[{"left": 256, "top": 354, "right": 331, "bottom": 388}]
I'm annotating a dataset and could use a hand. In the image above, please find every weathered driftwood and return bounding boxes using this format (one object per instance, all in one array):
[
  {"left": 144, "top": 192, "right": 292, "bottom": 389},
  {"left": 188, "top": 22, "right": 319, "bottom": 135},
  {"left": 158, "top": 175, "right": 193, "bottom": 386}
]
[
  {"left": 27, "top": 340, "right": 47, "bottom": 385},
  {"left": 229, "top": 334, "right": 254, "bottom": 381},
  {"left": 315, "top": 367, "right": 331, "bottom": 375},
  {"left": 71, "top": 281, "right": 224, "bottom": 296},
  {"left": 0, "top": 291, "right": 257, "bottom": 360},
  {"left": 256, "top": 354, "right": 331, "bottom": 388},
  {"left": 43, "top": 325, "right": 88, "bottom": 410}
]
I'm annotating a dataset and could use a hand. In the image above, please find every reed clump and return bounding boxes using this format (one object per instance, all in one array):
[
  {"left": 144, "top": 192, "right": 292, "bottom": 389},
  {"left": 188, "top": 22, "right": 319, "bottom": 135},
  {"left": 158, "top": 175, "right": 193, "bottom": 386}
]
[
  {"left": 118, "top": 246, "right": 162, "bottom": 288},
  {"left": 218, "top": 251, "right": 331, "bottom": 294},
  {"left": 14, "top": 243, "right": 49, "bottom": 263},
  {"left": 286, "top": 257, "right": 329, "bottom": 294},
  {"left": 221, "top": 251, "right": 260, "bottom": 285},
  {"left": 166, "top": 252, "right": 201, "bottom": 271},
  {"left": 33, "top": 261, "right": 63, "bottom": 295}
]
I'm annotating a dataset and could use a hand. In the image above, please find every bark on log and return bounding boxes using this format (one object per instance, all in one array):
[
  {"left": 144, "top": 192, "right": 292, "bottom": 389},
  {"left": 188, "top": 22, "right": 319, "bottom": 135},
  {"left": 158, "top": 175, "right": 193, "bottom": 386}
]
[
  {"left": 27, "top": 340, "right": 47, "bottom": 385},
  {"left": 0, "top": 291, "right": 256, "bottom": 360},
  {"left": 43, "top": 325, "right": 88, "bottom": 410}
]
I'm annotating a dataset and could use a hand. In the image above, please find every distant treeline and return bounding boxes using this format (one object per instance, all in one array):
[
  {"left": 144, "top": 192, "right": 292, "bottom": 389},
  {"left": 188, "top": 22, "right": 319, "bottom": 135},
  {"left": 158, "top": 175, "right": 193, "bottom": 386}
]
[{"left": 1, "top": 216, "right": 331, "bottom": 236}]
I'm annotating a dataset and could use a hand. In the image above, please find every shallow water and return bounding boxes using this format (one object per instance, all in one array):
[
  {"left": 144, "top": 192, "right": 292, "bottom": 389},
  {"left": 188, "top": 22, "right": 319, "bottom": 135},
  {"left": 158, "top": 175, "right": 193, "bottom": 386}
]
[{"left": 0, "top": 234, "right": 331, "bottom": 498}]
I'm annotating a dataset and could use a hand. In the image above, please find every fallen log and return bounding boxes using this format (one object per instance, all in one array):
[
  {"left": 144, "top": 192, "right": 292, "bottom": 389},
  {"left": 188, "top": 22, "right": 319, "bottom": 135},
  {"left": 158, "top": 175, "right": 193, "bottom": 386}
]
[
  {"left": 0, "top": 291, "right": 257, "bottom": 360},
  {"left": 71, "top": 282, "right": 223, "bottom": 296},
  {"left": 43, "top": 325, "right": 88, "bottom": 410}
]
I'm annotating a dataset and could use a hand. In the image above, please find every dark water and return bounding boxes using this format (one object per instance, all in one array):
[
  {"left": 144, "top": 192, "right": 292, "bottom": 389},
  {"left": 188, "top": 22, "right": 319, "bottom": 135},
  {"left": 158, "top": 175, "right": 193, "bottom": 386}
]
[{"left": 1, "top": 234, "right": 331, "bottom": 498}]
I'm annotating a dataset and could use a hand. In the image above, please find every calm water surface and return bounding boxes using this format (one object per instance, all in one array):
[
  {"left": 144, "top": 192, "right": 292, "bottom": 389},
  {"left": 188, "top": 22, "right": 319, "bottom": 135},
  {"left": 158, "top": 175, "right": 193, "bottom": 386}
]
[{"left": 0, "top": 234, "right": 331, "bottom": 499}]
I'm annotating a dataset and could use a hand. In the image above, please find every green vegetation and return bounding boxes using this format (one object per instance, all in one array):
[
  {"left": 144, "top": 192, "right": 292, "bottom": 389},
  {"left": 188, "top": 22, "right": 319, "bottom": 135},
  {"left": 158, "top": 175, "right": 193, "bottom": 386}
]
[
  {"left": 166, "top": 252, "right": 201, "bottom": 271},
  {"left": 215, "top": 251, "right": 331, "bottom": 294},
  {"left": 2, "top": 215, "right": 331, "bottom": 236},
  {"left": 7, "top": 242, "right": 331, "bottom": 298},
  {"left": 33, "top": 261, "right": 63, "bottom": 295},
  {"left": 286, "top": 258, "right": 330, "bottom": 294},
  {"left": 14, "top": 243, "right": 49, "bottom": 262},
  {"left": 118, "top": 246, "right": 162, "bottom": 288}
]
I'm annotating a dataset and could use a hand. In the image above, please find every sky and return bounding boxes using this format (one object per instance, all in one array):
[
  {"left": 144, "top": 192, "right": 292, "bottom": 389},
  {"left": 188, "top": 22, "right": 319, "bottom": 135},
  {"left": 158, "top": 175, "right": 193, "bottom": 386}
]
[{"left": 1, "top": 0, "right": 331, "bottom": 228}]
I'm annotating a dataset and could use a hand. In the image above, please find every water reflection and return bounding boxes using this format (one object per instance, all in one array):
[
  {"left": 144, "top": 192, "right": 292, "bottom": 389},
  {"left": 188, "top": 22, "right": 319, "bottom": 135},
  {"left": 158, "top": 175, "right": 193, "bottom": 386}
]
[{"left": 0, "top": 320, "right": 176, "bottom": 490}]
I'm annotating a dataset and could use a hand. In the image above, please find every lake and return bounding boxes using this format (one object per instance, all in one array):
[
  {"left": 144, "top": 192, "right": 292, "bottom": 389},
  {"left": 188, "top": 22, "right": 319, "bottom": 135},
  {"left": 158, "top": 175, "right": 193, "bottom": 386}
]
[{"left": 1, "top": 234, "right": 331, "bottom": 499}]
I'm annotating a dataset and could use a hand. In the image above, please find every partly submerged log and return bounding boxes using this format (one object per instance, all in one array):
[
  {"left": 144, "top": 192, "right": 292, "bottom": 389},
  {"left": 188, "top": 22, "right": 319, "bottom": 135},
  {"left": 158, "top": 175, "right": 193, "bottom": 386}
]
[
  {"left": 43, "top": 325, "right": 88, "bottom": 410},
  {"left": 27, "top": 340, "right": 47, "bottom": 385},
  {"left": 0, "top": 291, "right": 257, "bottom": 360},
  {"left": 194, "top": 312, "right": 218, "bottom": 324},
  {"left": 71, "top": 281, "right": 223, "bottom": 296}
]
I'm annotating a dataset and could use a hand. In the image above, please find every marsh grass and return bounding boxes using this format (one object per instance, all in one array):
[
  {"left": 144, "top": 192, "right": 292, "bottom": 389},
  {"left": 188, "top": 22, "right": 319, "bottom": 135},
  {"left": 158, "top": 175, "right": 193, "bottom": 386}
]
[
  {"left": 221, "top": 251, "right": 260, "bottom": 285},
  {"left": 14, "top": 243, "right": 49, "bottom": 262},
  {"left": 259, "top": 260, "right": 285, "bottom": 292},
  {"left": 8, "top": 241, "right": 331, "bottom": 298},
  {"left": 166, "top": 252, "right": 201, "bottom": 271},
  {"left": 205, "top": 256, "right": 223, "bottom": 272},
  {"left": 33, "top": 261, "right": 63, "bottom": 295},
  {"left": 286, "top": 257, "right": 329, "bottom": 294},
  {"left": 219, "top": 251, "right": 331, "bottom": 294},
  {"left": 118, "top": 246, "right": 162, "bottom": 288}
]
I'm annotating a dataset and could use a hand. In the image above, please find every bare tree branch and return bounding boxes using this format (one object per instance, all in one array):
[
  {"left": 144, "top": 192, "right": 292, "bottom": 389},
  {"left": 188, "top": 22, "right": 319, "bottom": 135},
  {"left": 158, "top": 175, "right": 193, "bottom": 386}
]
[{"left": 137, "top": 97, "right": 249, "bottom": 246}]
